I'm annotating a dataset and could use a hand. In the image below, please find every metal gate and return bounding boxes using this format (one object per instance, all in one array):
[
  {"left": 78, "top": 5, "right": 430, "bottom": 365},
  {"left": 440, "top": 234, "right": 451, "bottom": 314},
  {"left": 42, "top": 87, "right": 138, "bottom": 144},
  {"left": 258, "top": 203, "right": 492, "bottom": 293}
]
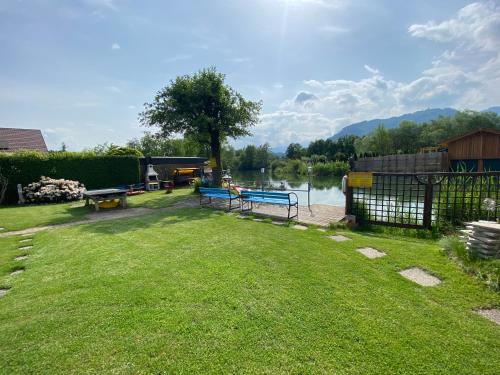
[{"left": 345, "top": 172, "right": 499, "bottom": 229}]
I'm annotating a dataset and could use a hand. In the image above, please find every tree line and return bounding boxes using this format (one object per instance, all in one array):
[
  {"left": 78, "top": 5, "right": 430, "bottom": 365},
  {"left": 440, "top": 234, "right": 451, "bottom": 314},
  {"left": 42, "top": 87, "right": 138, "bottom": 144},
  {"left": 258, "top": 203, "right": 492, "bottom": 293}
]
[{"left": 353, "top": 111, "right": 500, "bottom": 157}]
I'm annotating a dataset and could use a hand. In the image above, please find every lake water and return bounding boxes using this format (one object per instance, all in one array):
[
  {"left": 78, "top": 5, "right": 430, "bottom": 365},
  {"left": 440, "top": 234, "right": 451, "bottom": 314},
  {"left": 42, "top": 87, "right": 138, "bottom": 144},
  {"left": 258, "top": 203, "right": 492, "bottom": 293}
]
[{"left": 231, "top": 171, "right": 345, "bottom": 207}]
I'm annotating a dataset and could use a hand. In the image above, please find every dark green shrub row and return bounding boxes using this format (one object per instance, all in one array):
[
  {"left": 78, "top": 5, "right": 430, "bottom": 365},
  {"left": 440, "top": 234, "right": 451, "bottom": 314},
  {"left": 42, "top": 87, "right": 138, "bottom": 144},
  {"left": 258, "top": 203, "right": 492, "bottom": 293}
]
[{"left": 0, "top": 151, "right": 140, "bottom": 204}]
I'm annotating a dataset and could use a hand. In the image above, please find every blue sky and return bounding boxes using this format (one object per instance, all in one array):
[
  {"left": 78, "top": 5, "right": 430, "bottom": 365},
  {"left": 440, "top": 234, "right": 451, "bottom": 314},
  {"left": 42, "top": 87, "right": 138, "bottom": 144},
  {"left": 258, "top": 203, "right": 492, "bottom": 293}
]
[{"left": 1, "top": 0, "right": 499, "bottom": 151}]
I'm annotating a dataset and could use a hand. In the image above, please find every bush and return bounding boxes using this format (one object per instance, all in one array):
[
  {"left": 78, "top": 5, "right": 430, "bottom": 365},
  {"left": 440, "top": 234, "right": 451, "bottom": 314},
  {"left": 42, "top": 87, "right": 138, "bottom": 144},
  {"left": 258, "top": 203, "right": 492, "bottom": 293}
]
[
  {"left": 23, "top": 176, "right": 85, "bottom": 203},
  {"left": 312, "top": 161, "right": 348, "bottom": 176},
  {"left": 0, "top": 151, "right": 140, "bottom": 204},
  {"left": 106, "top": 146, "right": 143, "bottom": 157}
]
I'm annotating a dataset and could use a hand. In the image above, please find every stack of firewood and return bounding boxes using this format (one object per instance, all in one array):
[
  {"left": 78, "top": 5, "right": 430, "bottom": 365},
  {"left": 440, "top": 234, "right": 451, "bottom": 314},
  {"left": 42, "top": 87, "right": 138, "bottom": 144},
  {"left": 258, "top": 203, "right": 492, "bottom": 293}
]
[{"left": 464, "top": 221, "right": 500, "bottom": 259}]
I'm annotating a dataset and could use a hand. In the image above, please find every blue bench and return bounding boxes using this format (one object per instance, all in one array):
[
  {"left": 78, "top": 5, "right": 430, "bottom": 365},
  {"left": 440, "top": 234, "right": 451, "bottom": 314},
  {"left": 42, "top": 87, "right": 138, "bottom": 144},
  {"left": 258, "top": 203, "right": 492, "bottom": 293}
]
[
  {"left": 198, "top": 187, "right": 240, "bottom": 210},
  {"left": 240, "top": 190, "right": 299, "bottom": 219}
]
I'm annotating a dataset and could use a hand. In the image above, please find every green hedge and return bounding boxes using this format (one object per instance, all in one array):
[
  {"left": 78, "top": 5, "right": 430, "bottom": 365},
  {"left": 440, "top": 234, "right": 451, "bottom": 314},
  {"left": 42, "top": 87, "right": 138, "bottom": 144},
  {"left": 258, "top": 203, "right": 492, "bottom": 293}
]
[{"left": 0, "top": 152, "right": 140, "bottom": 204}]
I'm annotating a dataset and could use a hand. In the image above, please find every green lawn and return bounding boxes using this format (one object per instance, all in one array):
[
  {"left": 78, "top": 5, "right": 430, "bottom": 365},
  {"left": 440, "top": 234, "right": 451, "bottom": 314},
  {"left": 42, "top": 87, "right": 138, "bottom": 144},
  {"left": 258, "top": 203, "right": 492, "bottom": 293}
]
[
  {"left": 0, "top": 208, "right": 498, "bottom": 374},
  {"left": 0, "top": 188, "right": 193, "bottom": 232}
]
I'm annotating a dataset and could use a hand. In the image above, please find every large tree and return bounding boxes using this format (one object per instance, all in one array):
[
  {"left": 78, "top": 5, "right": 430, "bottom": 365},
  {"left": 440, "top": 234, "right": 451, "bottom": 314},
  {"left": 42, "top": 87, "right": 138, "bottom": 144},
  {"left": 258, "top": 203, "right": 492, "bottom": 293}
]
[{"left": 140, "top": 67, "right": 262, "bottom": 185}]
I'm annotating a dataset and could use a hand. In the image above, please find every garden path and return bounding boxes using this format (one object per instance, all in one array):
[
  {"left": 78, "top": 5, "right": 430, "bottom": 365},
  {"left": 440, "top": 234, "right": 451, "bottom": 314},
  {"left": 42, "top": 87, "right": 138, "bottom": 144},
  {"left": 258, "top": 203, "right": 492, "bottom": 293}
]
[{"left": 0, "top": 196, "right": 345, "bottom": 238}]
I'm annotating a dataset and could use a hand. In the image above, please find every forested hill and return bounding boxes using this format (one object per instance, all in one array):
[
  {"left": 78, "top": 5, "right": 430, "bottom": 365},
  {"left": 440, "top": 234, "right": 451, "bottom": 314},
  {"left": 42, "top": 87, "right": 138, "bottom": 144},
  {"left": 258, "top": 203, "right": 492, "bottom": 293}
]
[{"left": 330, "top": 107, "right": 500, "bottom": 140}]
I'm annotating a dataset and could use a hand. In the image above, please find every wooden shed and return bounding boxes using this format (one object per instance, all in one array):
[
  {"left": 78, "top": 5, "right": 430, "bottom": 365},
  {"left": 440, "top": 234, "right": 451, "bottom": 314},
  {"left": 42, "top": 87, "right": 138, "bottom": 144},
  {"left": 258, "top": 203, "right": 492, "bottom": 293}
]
[{"left": 440, "top": 128, "right": 500, "bottom": 171}]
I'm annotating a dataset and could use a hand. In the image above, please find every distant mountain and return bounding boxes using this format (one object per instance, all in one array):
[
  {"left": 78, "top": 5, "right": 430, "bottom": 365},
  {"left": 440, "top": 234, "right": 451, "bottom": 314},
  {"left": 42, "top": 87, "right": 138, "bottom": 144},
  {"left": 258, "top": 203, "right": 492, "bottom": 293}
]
[
  {"left": 484, "top": 106, "right": 500, "bottom": 115},
  {"left": 330, "top": 108, "right": 458, "bottom": 140}
]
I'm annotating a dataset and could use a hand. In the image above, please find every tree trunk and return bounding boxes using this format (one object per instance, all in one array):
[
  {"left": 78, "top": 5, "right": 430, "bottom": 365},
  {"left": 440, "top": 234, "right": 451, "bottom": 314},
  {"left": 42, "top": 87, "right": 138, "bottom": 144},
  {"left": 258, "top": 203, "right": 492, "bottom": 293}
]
[{"left": 210, "top": 135, "right": 222, "bottom": 186}]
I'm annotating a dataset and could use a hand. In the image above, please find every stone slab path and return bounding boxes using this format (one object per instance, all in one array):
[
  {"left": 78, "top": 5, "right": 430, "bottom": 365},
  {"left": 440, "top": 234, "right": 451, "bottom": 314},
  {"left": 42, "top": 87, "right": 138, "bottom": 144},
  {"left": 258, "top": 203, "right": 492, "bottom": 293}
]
[
  {"left": 399, "top": 267, "right": 441, "bottom": 287},
  {"left": 252, "top": 203, "right": 344, "bottom": 227},
  {"left": 356, "top": 247, "right": 386, "bottom": 259},
  {"left": 10, "top": 269, "right": 24, "bottom": 276},
  {"left": 475, "top": 309, "right": 500, "bottom": 325},
  {"left": 328, "top": 235, "right": 351, "bottom": 242}
]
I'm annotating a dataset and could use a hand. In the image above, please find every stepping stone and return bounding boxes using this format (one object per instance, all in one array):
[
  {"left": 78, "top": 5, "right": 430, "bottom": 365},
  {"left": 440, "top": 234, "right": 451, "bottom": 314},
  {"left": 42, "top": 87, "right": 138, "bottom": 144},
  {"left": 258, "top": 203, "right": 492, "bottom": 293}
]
[
  {"left": 19, "top": 246, "right": 33, "bottom": 251},
  {"left": 15, "top": 256, "right": 28, "bottom": 261},
  {"left": 317, "top": 228, "right": 327, "bottom": 232},
  {"left": 236, "top": 215, "right": 247, "bottom": 219},
  {"left": 0, "top": 288, "right": 10, "bottom": 298},
  {"left": 293, "top": 225, "right": 308, "bottom": 230},
  {"left": 271, "top": 221, "right": 285, "bottom": 226},
  {"left": 356, "top": 247, "right": 386, "bottom": 259},
  {"left": 328, "top": 235, "right": 351, "bottom": 242},
  {"left": 0, "top": 227, "right": 4, "bottom": 231},
  {"left": 21, "top": 233, "right": 32, "bottom": 237},
  {"left": 19, "top": 238, "right": 32, "bottom": 243},
  {"left": 10, "top": 269, "right": 24, "bottom": 276},
  {"left": 399, "top": 267, "right": 441, "bottom": 287},
  {"left": 253, "top": 218, "right": 263, "bottom": 222},
  {"left": 475, "top": 309, "right": 500, "bottom": 325}
]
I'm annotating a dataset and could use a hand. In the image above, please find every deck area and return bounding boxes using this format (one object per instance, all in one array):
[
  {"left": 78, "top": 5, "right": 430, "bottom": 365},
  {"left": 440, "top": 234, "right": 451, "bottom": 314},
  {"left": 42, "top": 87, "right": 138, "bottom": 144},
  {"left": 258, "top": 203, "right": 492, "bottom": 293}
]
[{"left": 184, "top": 197, "right": 345, "bottom": 227}]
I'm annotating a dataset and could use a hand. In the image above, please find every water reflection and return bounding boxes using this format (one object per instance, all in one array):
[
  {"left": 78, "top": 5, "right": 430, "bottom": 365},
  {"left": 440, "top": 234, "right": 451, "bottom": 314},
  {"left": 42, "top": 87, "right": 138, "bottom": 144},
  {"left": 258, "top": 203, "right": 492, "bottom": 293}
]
[{"left": 231, "top": 171, "right": 345, "bottom": 206}]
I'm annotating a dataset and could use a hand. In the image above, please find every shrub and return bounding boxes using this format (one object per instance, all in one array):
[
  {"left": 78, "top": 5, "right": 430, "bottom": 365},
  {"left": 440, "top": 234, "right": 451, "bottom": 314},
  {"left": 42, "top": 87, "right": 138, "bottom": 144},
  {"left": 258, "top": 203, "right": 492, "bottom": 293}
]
[
  {"left": 312, "top": 161, "right": 348, "bottom": 176},
  {"left": 0, "top": 151, "right": 140, "bottom": 204},
  {"left": 23, "top": 176, "right": 85, "bottom": 203},
  {"left": 106, "top": 146, "right": 143, "bottom": 157}
]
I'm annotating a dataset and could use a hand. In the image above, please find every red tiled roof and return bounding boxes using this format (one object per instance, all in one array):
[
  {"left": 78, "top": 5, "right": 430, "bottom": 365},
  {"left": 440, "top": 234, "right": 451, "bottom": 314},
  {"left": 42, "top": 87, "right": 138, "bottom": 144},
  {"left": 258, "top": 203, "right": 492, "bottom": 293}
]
[{"left": 0, "top": 127, "right": 48, "bottom": 153}]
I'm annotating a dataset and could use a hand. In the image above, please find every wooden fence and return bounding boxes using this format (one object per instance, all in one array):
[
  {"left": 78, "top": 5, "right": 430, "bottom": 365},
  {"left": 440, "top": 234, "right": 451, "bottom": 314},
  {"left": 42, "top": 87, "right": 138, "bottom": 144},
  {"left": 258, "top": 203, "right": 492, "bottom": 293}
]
[{"left": 354, "top": 152, "right": 448, "bottom": 173}]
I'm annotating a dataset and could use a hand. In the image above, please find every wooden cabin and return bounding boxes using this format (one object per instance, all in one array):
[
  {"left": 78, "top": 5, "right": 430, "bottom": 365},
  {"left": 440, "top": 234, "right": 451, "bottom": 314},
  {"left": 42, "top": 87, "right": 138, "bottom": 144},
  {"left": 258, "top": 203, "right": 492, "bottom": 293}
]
[{"left": 440, "top": 128, "right": 500, "bottom": 172}]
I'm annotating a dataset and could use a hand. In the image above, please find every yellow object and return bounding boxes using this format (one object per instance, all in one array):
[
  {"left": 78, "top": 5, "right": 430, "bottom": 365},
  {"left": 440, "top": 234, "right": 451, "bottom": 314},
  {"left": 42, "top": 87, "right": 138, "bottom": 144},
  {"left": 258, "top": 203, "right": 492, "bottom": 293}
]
[
  {"left": 98, "top": 199, "right": 120, "bottom": 209},
  {"left": 348, "top": 172, "right": 373, "bottom": 188},
  {"left": 174, "top": 168, "right": 199, "bottom": 175}
]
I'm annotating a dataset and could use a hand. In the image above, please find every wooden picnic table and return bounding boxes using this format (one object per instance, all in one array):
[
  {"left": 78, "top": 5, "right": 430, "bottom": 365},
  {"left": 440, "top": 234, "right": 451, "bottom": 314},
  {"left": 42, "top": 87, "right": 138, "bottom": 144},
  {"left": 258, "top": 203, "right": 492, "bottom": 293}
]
[{"left": 83, "top": 188, "right": 128, "bottom": 212}]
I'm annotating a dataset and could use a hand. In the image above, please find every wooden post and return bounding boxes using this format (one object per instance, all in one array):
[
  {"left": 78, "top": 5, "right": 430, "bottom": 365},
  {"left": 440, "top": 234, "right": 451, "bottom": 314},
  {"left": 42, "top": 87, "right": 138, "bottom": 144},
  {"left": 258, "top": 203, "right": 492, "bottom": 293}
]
[
  {"left": 423, "top": 177, "right": 433, "bottom": 230},
  {"left": 345, "top": 185, "right": 353, "bottom": 216}
]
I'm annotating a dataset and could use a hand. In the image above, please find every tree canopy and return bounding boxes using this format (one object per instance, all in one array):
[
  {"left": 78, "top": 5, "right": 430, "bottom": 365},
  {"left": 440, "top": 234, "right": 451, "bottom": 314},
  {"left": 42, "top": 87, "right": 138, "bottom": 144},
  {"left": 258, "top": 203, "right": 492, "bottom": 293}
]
[{"left": 140, "top": 67, "right": 262, "bottom": 184}]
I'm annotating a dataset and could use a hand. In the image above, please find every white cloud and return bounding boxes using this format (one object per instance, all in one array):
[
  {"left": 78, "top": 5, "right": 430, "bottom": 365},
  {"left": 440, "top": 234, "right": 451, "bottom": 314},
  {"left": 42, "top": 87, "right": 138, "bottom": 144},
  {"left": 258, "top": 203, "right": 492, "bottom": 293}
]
[
  {"left": 111, "top": 43, "right": 120, "bottom": 50},
  {"left": 318, "top": 25, "right": 349, "bottom": 35},
  {"left": 247, "top": 2, "right": 500, "bottom": 147},
  {"left": 84, "top": 0, "right": 116, "bottom": 11},
  {"left": 227, "top": 57, "right": 252, "bottom": 63},
  {"left": 279, "top": 0, "right": 345, "bottom": 8},
  {"left": 105, "top": 86, "right": 122, "bottom": 93},
  {"left": 163, "top": 54, "right": 192, "bottom": 63},
  {"left": 408, "top": 2, "right": 500, "bottom": 51},
  {"left": 364, "top": 64, "right": 380, "bottom": 75},
  {"left": 235, "top": 111, "right": 338, "bottom": 149}
]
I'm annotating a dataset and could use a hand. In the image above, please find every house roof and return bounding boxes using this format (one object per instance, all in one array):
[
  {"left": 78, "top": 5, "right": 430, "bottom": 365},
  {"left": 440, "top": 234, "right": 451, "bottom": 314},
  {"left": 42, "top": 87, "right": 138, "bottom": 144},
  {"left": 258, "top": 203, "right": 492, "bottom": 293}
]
[
  {"left": 440, "top": 128, "right": 500, "bottom": 146},
  {"left": 0, "top": 127, "right": 48, "bottom": 153}
]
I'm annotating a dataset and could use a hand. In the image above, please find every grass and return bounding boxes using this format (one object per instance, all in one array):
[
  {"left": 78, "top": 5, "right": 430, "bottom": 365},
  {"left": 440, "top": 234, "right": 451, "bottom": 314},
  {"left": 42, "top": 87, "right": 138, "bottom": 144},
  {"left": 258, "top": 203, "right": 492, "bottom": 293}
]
[
  {"left": 439, "top": 236, "right": 500, "bottom": 292},
  {"left": 0, "top": 208, "right": 499, "bottom": 374},
  {"left": 0, "top": 188, "right": 194, "bottom": 231}
]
